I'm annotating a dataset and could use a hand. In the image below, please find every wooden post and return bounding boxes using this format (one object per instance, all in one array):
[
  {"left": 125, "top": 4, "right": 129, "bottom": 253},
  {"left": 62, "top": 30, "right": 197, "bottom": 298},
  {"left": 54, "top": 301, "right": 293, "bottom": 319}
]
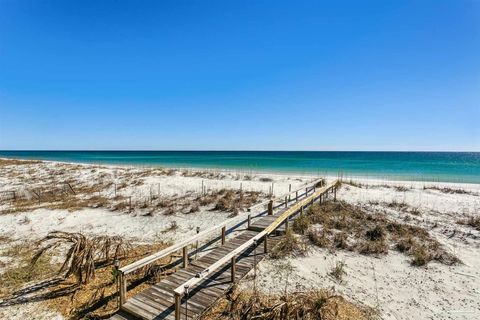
[
  {"left": 264, "top": 235, "right": 268, "bottom": 253},
  {"left": 268, "top": 200, "right": 273, "bottom": 215},
  {"left": 175, "top": 292, "right": 181, "bottom": 320},
  {"left": 119, "top": 272, "right": 126, "bottom": 306},
  {"left": 334, "top": 187, "right": 337, "bottom": 202},
  {"left": 295, "top": 190, "right": 298, "bottom": 202},
  {"left": 231, "top": 256, "right": 236, "bottom": 283},
  {"left": 195, "top": 227, "right": 200, "bottom": 260},
  {"left": 247, "top": 214, "right": 251, "bottom": 229},
  {"left": 305, "top": 187, "right": 308, "bottom": 196},
  {"left": 285, "top": 217, "right": 289, "bottom": 230},
  {"left": 221, "top": 226, "right": 226, "bottom": 245},
  {"left": 183, "top": 246, "right": 188, "bottom": 268},
  {"left": 288, "top": 184, "right": 291, "bottom": 201},
  {"left": 300, "top": 206, "right": 304, "bottom": 215},
  {"left": 284, "top": 196, "right": 288, "bottom": 208}
]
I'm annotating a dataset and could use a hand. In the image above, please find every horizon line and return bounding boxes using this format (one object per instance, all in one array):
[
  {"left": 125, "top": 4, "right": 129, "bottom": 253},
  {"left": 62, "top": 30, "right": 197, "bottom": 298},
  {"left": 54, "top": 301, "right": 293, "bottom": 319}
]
[{"left": 1, "top": 149, "right": 479, "bottom": 153}]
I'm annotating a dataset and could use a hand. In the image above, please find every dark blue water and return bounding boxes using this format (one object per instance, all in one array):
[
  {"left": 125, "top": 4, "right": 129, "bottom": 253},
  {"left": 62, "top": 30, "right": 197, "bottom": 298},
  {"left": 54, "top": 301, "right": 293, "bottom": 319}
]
[{"left": 0, "top": 151, "right": 479, "bottom": 183}]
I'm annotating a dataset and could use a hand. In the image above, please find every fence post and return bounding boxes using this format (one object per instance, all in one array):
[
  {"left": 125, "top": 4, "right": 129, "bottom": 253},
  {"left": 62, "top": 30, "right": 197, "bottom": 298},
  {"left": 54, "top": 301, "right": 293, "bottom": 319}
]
[
  {"left": 268, "top": 200, "right": 273, "bottom": 215},
  {"left": 247, "top": 214, "right": 251, "bottom": 229},
  {"left": 221, "top": 226, "right": 226, "bottom": 245},
  {"left": 285, "top": 217, "right": 289, "bottom": 231},
  {"left": 119, "top": 271, "right": 126, "bottom": 306},
  {"left": 288, "top": 184, "right": 291, "bottom": 201},
  {"left": 175, "top": 292, "right": 181, "bottom": 320},
  {"left": 183, "top": 246, "right": 188, "bottom": 268},
  {"left": 284, "top": 196, "right": 288, "bottom": 208},
  {"left": 334, "top": 187, "right": 337, "bottom": 202},
  {"left": 295, "top": 190, "right": 298, "bottom": 202},
  {"left": 231, "top": 256, "right": 236, "bottom": 283}
]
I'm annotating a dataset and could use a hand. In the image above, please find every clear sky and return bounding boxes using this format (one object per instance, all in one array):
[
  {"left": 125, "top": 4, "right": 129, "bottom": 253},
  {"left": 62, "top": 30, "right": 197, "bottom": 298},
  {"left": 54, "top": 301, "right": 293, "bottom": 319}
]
[{"left": 0, "top": 0, "right": 479, "bottom": 151}]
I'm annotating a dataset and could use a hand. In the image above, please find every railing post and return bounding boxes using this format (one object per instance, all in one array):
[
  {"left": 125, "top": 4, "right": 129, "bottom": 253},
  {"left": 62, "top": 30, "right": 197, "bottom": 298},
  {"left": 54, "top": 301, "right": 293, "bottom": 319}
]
[
  {"left": 247, "top": 214, "right": 251, "bottom": 229},
  {"left": 231, "top": 255, "right": 236, "bottom": 283},
  {"left": 284, "top": 196, "right": 288, "bottom": 208},
  {"left": 285, "top": 217, "right": 289, "bottom": 230},
  {"left": 288, "top": 184, "right": 291, "bottom": 201},
  {"left": 305, "top": 187, "right": 308, "bottom": 196},
  {"left": 221, "top": 226, "right": 226, "bottom": 245},
  {"left": 119, "top": 271, "right": 126, "bottom": 306},
  {"left": 264, "top": 235, "right": 268, "bottom": 253},
  {"left": 175, "top": 292, "right": 181, "bottom": 320},
  {"left": 183, "top": 246, "right": 188, "bottom": 268},
  {"left": 295, "top": 191, "right": 298, "bottom": 202},
  {"left": 334, "top": 187, "right": 337, "bottom": 202},
  {"left": 268, "top": 200, "right": 273, "bottom": 215}
]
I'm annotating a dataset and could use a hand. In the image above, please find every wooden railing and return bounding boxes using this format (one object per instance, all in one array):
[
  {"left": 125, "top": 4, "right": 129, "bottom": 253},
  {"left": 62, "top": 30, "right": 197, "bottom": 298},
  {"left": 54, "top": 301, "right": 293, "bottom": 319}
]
[
  {"left": 172, "top": 180, "right": 339, "bottom": 320},
  {"left": 117, "top": 177, "right": 325, "bottom": 305}
]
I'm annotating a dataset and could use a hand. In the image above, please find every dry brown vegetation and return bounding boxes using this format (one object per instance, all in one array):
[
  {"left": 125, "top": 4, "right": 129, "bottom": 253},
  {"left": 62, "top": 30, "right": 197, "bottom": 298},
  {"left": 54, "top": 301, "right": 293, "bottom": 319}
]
[
  {"left": 0, "top": 232, "right": 171, "bottom": 319},
  {"left": 423, "top": 185, "right": 478, "bottom": 196},
  {"left": 298, "top": 201, "right": 459, "bottom": 266},
  {"left": 1, "top": 159, "right": 266, "bottom": 216},
  {"left": 0, "top": 242, "right": 60, "bottom": 296},
  {"left": 329, "top": 261, "right": 347, "bottom": 283},
  {"left": 456, "top": 216, "right": 480, "bottom": 231},
  {"left": 270, "top": 228, "right": 308, "bottom": 259},
  {"left": 32, "top": 231, "right": 130, "bottom": 284},
  {"left": 195, "top": 189, "right": 263, "bottom": 214},
  {"left": 201, "top": 287, "right": 379, "bottom": 320},
  {"left": 0, "top": 158, "right": 42, "bottom": 167}
]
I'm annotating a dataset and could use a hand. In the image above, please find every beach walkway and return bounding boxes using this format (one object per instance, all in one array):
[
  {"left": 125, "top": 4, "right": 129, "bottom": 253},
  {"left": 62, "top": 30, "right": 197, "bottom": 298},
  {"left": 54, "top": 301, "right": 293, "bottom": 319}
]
[{"left": 110, "top": 180, "right": 339, "bottom": 320}]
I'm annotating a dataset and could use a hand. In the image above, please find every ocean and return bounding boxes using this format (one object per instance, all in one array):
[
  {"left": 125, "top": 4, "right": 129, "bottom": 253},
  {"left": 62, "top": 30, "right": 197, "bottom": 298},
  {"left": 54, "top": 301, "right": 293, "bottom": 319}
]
[{"left": 0, "top": 151, "right": 479, "bottom": 184}]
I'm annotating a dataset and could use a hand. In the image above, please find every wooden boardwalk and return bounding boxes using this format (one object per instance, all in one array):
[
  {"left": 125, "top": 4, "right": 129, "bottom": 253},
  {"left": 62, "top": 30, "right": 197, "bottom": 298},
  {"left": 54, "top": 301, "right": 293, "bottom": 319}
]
[
  {"left": 110, "top": 180, "right": 338, "bottom": 320},
  {"left": 116, "top": 230, "right": 279, "bottom": 320}
]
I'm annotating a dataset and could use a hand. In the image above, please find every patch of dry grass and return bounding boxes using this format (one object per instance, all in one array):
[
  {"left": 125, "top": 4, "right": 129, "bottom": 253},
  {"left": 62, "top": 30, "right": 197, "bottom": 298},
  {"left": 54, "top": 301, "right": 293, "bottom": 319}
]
[
  {"left": 0, "top": 242, "right": 59, "bottom": 296},
  {"left": 270, "top": 228, "right": 308, "bottom": 259},
  {"left": 293, "top": 213, "right": 311, "bottom": 235},
  {"left": 0, "top": 158, "right": 42, "bottom": 167},
  {"left": 298, "top": 201, "right": 459, "bottom": 266},
  {"left": 424, "top": 186, "right": 478, "bottom": 196},
  {"left": 0, "top": 234, "right": 171, "bottom": 319},
  {"left": 329, "top": 261, "right": 347, "bottom": 283},
  {"left": 457, "top": 216, "right": 480, "bottom": 231},
  {"left": 201, "top": 287, "right": 379, "bottom": 320}
]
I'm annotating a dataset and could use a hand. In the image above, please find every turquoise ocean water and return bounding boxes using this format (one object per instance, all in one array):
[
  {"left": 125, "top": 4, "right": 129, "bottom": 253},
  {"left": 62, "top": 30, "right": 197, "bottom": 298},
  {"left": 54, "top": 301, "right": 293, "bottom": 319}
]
[{"left": 0, "top": 151, "right": 479, "bottom": 184}]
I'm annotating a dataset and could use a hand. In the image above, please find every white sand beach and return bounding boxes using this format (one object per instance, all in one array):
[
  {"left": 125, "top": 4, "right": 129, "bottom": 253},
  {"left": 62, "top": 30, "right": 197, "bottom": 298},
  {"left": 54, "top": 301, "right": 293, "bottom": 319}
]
[{"left": 0, "top": 159, "right": 479, "bottom": 319}]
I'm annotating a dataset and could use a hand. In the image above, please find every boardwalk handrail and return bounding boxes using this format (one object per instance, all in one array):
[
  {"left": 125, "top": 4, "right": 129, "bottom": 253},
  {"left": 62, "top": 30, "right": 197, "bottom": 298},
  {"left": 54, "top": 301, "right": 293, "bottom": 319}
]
[
  {"left": 119, "top": 178, "right": 323, "bottom": 275},
  {"left": 172, "top": 181, "right": 338, "bottom": 300},
  {"left": 117, "top": 178, "right": 325, "bottom": 305},
  {"left": 247, "top": 177, "right": 324, "bottom": 212}
]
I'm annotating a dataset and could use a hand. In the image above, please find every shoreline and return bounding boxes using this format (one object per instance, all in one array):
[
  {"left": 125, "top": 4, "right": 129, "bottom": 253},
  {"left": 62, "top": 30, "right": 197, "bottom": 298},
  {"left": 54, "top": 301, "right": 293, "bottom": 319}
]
[
  {"left": 1, "top": 156, "right": 480, "bottom": 186},
  {"left": 1, "top": 156, "right": 479, "bottom": 320}
]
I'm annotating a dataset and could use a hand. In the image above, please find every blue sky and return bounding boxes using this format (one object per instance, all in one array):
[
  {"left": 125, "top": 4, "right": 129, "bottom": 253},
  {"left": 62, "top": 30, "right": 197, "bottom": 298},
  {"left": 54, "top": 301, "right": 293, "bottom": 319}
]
[{"left": 0, "top": 0, "right": 479, "bottom": 151}]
